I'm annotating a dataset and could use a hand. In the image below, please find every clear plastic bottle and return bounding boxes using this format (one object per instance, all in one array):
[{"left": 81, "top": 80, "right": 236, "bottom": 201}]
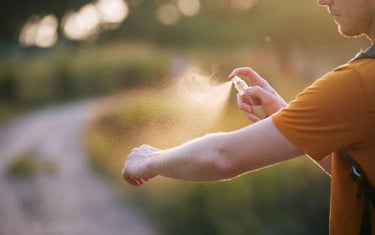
[
  {"left": 232, "top": 76, "right": 267, "bottom": 119},
  {"left": 232, "top": 76, "right": 249, "bottom": 95}
]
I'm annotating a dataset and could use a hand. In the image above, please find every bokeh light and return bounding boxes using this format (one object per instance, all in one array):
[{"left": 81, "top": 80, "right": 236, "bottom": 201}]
[
  {"left": 62, "top": 0, "right": 128, "bottom": 41},
  {"left": 19, "top": 14, "right": 58, "bottom": 48},
  {"left": 62, "top": 4, "right": 101, "bottom": 41},
  {"left": 230, "top": 0, "right": 258, "bottom": 11},
  {"left": 96, "top": 0, "right": 129, "bottom": 25},
  {"left": 156, "top": 4, "right": 181, "bottom": 25},
  {"left": 177, "top": 0, "right": 201, "bottom": 16}
]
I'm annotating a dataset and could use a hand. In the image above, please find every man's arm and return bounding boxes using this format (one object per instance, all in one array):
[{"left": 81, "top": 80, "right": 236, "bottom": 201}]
[
  {"left": 228, "top": 67, "right": 332, "bottom": 176},
  {"left": 122, "top": 117, "right": 305, "bottom": 185}
]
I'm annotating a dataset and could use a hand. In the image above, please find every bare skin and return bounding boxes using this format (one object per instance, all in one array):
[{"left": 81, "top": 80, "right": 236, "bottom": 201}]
[
  {"left": 122, "top": 0, "right": 375, "bottom": 186},
  {"left": 317, "top": 0, "right": 375, "bottom": 43},
  {"left": 123, "top": 117, "right": 304, "bottom": 185}
]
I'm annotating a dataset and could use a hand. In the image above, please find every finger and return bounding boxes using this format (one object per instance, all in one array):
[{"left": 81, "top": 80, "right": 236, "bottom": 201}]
[
  {"left": 130, "top": 179, "right": 141, "bottom": 186},
  {"left": 139, "top": 144, "right": 160, "bottom": 153},
  {"left": 228, "top": 67, "right": 275, "bottom": 94},
  {"left": 123, "top": 174, "right": 139, "bottom": 186},
  {"left": 242, "top": 86, "right": 272, "bottom": 105},
  {"left": 133, "top": 177, "right": 143, "bottom": 186},
  {"left": 122, "top": 172, "right": 133, "bottom": 183},
  {"left": 122, "top": 170, "right": 138, "bottom": 184},
  {"left": 127, "top": 175, "right": 143, "bottom": 186},
  {"left": 140, "top": 178, "right": 149, "bottom": 184},
  {"left": 228, "top": 67, "right": 266, "bottom": 86},
  {"left": 140, "top": 144, "right": 150, "bottom": 149},
  {"left": 237, "top": 93, "right": 252, "bottom": 113}
]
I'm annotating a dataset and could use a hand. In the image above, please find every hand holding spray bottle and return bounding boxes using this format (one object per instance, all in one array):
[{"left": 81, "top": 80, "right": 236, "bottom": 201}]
[{"left": 232, "top": 76, "right": 267, "bottom": 119}]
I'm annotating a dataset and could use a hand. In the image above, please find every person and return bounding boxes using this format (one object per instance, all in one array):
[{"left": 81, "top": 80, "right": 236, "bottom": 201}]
[{"left": 122, "top": 0, "right": 375, "bottom": 234}]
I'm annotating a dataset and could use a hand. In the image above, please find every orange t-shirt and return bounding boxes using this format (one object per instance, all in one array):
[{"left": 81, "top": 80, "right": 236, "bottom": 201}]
[{"left": 272, "top": 47, "right": 375, "bottom": 234}]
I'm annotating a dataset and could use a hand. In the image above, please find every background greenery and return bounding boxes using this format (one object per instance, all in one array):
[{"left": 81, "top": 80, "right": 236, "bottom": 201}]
[{"left": 1, "top": 0, "right": 371, "bottom": 234}]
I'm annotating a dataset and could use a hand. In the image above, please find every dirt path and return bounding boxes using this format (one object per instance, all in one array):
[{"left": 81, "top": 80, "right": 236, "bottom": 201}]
[{"left": 0, "top": 101, "right": 159, "bottom": 235}]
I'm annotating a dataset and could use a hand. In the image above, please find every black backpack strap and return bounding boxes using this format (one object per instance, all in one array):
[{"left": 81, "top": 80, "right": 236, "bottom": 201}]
[
  {"left": 351, "top": 45, "right": 375, "bottom": 61},
  {"left": 342, "top": 151, "right": 375, "bottom": 235}
]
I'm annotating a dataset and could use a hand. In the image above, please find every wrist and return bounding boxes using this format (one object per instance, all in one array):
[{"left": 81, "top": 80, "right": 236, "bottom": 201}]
[{"left": 142, "top": 151, "right": 160, "bottom": 178}]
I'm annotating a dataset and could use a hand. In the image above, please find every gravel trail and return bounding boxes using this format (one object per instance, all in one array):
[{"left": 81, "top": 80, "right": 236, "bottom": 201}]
[{"left": 0, "top": 101, "right": 158, "bottom": 235}]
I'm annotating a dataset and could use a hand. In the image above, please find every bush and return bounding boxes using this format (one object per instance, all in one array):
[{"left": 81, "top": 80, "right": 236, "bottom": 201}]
[
  {"left": 6, "top": 153, "right": 58, "bottom": 179},
  {"left": 0, "top": 42, "right": 170, "bottom": 106},
  {"left": 6, "top": 154, "right": 39, "bottom": 179}
]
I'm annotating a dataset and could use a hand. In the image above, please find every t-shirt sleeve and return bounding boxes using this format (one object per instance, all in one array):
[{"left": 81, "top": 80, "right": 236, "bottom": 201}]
[{"left": 272, "top": 64, "right": 370, "bottom": 161}]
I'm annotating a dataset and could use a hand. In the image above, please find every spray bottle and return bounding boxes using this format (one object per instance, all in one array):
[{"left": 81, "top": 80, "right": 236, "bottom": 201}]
[{"left": 232, "top": 76, "right": 267, "bottom": 119}]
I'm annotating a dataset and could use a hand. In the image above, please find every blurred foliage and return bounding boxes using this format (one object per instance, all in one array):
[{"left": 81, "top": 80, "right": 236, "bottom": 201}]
[
  {"left": 6, "top": 154, "right": 39, "bottom": 179},
  {"left": 0, "top": 42, "right": 170, "bottom": 126},
  {"left": 6, "top": 153, "right": 58, "bottom": 179},
  {"left": 2, "top": 42, "right": 168, "bottom": 101}
]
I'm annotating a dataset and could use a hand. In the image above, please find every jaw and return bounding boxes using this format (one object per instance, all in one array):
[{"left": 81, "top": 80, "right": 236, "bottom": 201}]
[
  {"left": 368, "top": 17, "right": 375, "bottom": 44},
  {"left": 336, "top": 15, "right": 374, "bottom": 40}
]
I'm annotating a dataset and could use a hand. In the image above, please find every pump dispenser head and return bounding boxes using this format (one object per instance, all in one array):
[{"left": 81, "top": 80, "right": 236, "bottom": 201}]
[
  {"left": 232, "top": 76, "right": 248, "bottom": 95},
  {"left": 231, "top": 76, "right": 267, "bottom": 119}
]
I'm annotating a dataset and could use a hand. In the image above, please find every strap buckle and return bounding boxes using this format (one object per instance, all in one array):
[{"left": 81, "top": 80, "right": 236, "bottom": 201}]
[{"left": 350, "top": 165, "right": 362, "bottom": 182}]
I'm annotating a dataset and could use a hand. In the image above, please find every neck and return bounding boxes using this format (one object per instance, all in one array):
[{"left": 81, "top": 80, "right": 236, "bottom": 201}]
[
  {"left": 369, "top": 29, "right": 375, "bottom": 45},
  {"left": 366, "top": 29, "right": 375, "bottom": 45},
  {"left": 370, "top": 15, "right": 375, "bottom": 44}
]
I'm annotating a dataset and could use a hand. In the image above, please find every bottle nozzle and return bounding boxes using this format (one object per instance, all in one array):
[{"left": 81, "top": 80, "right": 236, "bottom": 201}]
[
  {"left": 231, "top": 76, "right": 267, "bottom": 119},
  {"left": 232, "top": 76, "right": 249, "bottom": 95}
]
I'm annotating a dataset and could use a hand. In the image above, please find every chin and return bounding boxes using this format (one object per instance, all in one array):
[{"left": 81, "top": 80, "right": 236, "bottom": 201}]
[{"left": 338, "top": 26, "right": 364, "bottom": 38}]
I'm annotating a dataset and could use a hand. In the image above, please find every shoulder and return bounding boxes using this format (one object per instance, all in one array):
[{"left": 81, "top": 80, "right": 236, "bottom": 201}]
[
  {"left": 297, "top": 62, "right": 368, "bottom": 110},
  {"left": 324, "top": 59, "right": 375, "bottom": 109},
  {"left": 272, "top": 62, "right": 371, "bottom": 160},
  {"left": 346, "top": 59, "right": 375, "bottom": 104}
]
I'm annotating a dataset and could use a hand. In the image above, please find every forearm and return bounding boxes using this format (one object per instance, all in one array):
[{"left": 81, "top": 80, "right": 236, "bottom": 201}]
[
  {"left": 146, "top": 133, "right": 232, "bottom": 182},
  {"left": 144, "top": 118, "right": 304, "bottom": 182}
]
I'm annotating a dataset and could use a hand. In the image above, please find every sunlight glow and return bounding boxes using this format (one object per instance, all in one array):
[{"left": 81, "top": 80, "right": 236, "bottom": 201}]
[
  {"left": 177, "top": 0, "right": 200, "bottom": 16},
  {"left": 19, "top": 14, "right": 58, "bottom": 48},
  {"left": 230, "top": 0, "right": 258, "bottom": 11},
  {"left": 156, "top": 4, "right": 181, "bottom": 25},
  {"left": 96, "top": 0, "right": 129, "bottom": 24}
]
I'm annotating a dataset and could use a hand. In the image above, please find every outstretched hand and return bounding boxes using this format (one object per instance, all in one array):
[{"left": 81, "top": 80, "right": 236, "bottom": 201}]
[
  {"left": 228, "top": 67, "right": 287, "bottom": 122},
  {"left": 122, "top": 145, "right": 159, "bottom": 186}
]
